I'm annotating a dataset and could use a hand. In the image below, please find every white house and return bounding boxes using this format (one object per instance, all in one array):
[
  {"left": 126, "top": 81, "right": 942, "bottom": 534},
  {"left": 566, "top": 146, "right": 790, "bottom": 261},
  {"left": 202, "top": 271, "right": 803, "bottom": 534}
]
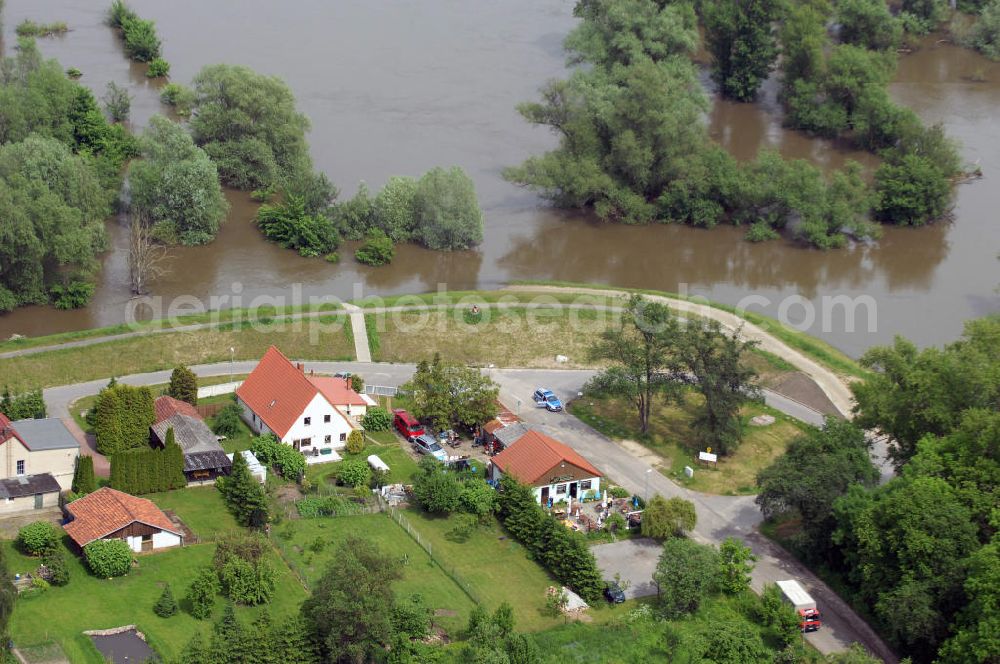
[
  {"left": 0, "top": 414, "right": 79, "bottom": 514},
  {"left": 235, "top": 346, "right": 374, "bottom": 459},
  {"left": 489, "top": 429, "right": 603, "bottom": 506},
  {"left": 63, "top": 487, "right": 183, "bottom": 553}
]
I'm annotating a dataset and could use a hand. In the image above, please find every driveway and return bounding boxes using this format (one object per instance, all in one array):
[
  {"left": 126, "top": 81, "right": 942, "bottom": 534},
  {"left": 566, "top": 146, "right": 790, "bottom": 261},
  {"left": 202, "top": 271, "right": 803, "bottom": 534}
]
[{"left": 591, "top": 538, "right": 662, "bottom": 599}]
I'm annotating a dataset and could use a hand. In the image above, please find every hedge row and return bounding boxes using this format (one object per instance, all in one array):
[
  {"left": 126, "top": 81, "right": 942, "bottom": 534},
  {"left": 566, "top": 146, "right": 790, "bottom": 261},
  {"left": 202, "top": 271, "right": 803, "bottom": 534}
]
[
  {"left": 110, "top": 430, "right": 185, "bottom": 494},
  {"left": 497, "top": 476, "right": 604, "bottom": 603}
]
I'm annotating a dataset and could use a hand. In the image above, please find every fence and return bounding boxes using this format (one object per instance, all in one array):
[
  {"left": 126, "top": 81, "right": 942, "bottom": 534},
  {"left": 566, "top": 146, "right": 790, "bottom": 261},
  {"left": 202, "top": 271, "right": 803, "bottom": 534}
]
[
  {"left": 195, "top": 403, "right": 224, "bottom": 419},
  {"left": 384, "top": 503, "right": 483, "bottom": 606},
  {"left": 365, "top": 384, "right": 398, "bottom": 397}
]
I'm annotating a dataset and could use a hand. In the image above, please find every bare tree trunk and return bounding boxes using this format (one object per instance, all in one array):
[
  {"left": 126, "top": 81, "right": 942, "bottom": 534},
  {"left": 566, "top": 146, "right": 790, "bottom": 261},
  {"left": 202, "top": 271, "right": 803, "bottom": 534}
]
[{"left": 128, "top": 213, "right": 169, "bottom": 295}]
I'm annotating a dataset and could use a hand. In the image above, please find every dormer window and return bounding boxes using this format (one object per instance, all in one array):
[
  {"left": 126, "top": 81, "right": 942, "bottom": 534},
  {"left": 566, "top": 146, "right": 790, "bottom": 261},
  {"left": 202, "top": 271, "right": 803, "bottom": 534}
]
[{"left": 304, "top": 417, "right": 311, "bottom": 426}]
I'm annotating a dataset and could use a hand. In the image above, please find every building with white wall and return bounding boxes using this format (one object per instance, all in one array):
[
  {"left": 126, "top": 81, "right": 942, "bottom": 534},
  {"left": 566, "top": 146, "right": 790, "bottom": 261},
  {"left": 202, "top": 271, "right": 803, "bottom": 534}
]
[
  {"left": 63, "top": 487, "right": 183, "bottom": 553},
  {"left": 489, "top": 429, "right": 603, "bottom": 506}
]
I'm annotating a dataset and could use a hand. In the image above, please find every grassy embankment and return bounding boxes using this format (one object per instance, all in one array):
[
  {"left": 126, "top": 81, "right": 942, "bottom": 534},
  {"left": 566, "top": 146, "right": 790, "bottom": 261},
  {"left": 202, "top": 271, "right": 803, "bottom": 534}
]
[{"left": 570, "top": 393, "right": 808, "bottom": 495}]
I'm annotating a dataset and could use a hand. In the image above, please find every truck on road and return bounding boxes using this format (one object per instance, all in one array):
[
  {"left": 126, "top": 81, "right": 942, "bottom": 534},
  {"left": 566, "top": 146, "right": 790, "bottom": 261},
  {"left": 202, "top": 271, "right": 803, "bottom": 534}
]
[{"left": 777, "top": 579, "right": 822, "bottom": 632}]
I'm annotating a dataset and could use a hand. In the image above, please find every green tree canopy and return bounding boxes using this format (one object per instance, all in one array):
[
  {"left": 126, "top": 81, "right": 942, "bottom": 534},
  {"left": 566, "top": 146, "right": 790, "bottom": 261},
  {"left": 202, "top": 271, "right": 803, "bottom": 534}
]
[
  {"left": 168, "top": 364, "right": 199, "bottom": 405},
  {"left": 653, "top": 537, "right": 719, "bottom": 618},
  {"left": 128, "top": 115, "right": 228, "bottom": 245},
  {"left": 190, "top": 64, "right": 313, "bottom": 190},
  {"left": 403, "top": 354, "right": 499, "bottom": 431},
  {"left": 411, "top": 166, "right": 484, "bottom": 251},
  {"left": 702, "top": 0, "right": 780, "bottom": 101},
  {"left": 641, "top": 495, "right": 697, "bottom": 539}
]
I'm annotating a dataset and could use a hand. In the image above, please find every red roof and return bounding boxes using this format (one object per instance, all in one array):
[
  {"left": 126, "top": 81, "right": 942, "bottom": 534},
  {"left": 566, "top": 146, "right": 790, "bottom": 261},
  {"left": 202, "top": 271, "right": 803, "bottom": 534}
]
[
  {"left": 0, "top": 413, "right": 26, "bottom": 449},
  {"left": 154, "top": 396, "right": 200, "bottom": 424},
  {"left": 235, "top": 346, "right": 360, "bottom": 438},
  {"left": 63, "top": 487, "right": 181, "bottom": 548},
  {"left": 308, "top": 376, "right": 367, "bottom": 407},
  {"left": 491, "top": 430, "right": 602, "bottom": 485}
]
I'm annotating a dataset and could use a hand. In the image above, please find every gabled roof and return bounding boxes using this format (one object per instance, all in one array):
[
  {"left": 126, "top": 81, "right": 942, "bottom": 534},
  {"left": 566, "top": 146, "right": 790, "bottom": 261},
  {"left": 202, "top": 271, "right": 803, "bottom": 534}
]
[
  {"left": 235, "top": 346, "right": 359, "bottom": 438},
  {"left": 0, "top": 473, "right": 60, "bottom": 499},
  {"left": 491, "top": 430, "right": 602, "bottom": 486},
  {"left": 308, "top": 376, "right": 367, "bottom": 407},
  {"left": 151, "top": 413, "right": 222, "bottom": 455},
  {"left": 184, "top": 450, "right": 232, "bottom": 473},
  {"left": 494, "top": 423, "right": 532, "bottom": 448},
  {"left": 0, "top": 415, "right": 78, "bottom": 452},
  {"left": 64, "top": 487, "right": 181, "bottom": 548},
  {"left": 154, "top": 396, "right": 200, "bottom": 424},
  {"left": 235, "top": 346, "right": 321, "bottom": 438}
]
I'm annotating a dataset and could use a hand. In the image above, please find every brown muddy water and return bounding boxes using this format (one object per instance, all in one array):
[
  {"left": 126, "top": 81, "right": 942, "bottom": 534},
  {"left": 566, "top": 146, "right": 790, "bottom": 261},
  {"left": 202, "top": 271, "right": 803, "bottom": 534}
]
[{"left": 1, "top": 0, "right": 998, "bottom": 358}]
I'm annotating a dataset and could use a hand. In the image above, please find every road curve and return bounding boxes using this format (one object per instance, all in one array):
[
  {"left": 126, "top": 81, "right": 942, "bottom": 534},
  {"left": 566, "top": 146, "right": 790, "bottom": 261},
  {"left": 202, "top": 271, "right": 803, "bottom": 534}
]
[{"left": 43, "top": 360, "right": 895, "bottom": 662}]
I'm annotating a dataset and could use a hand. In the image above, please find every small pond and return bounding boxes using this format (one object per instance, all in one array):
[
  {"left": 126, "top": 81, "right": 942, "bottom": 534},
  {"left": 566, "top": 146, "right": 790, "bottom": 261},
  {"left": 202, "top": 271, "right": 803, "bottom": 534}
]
[{"left": 89, "top": 628, "right": 157, "bottom": 663}]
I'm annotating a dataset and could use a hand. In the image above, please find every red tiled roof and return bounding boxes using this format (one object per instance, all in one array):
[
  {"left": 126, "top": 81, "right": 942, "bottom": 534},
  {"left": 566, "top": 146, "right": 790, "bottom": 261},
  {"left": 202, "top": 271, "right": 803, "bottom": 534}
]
[
  {"left": 491, "top": 430, "right": 602, "bottom": 486},
  {"left": 308, "top": 376, "right": 367, "bottom": 407},
  {"left": 0, "top": 413, "right": 25, "bottom": 449},
  {"left": 63, "top": 487, "right": 181, "bottom": 548},
  {"left": 154, "top": 396, "right": 200, "bottom": 424},
  {"left": 235, "top": 346, "right": 319, "bottom": 438}
]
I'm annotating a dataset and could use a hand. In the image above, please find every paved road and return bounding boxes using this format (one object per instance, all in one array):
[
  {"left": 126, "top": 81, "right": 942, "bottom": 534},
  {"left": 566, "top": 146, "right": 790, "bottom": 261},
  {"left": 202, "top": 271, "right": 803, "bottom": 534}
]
[{"left": 42, "top": 360, "right": 895, "bottom": 662}]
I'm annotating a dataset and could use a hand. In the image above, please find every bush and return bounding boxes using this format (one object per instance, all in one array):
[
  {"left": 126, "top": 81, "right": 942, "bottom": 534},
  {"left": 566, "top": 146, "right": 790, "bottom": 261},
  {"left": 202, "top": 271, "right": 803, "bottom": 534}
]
[
  {"left": 460, "top": 479, "right": 498, "bottom": 520},
  {"left": 120, "top": 15, "right": 161, "bottom": 62},
  {"left": 361, "top": 406, "right": 391, "bottom": 431},
  {"left": 250, "top": 434, "right": 306, "bottom": 479},
  {"left": 213, "top": 403, "right": 244, "bottom": 438},
  {"left": 159, "top": 83, "right": 195, "bottom": 116},
  {"left": 102, "top": 81, "right": 132, "bottom": 122},
  {"left": 50, "top": 281, "right": 95, "bottom": 309},
  {"left": 16, "top": 20, "right": 69, "bottom": 37},
  {"left": 641, "top": 495, "right": 697, "bottom": 540},
  {"left": 84, "top": 539, "right": 133, "bottom": 578},
  {"left": 874, "top": 152, "right": 951, "bottom": 225},
  {"left": 1, "top": 387, "right": 46, "bottom": 419},
  {"left": 17, "top": 522, "right": 59, "bottom": 556},
  {"left": 220, "top": 556, "right": 275, "bottom": 605},
  {"left": 336, "top": 458, "right": 372, "bottom": 489},
  {"left": 412, "top": 166, "right": 485, "bottom": 250},
  {"left": 345, "top": 430, "right": 365, "bottom": 454},
  {"left": 413, "top": 464, "right": 462, "bottom": 514},
  {"left": 965, "top": 0, "right": 1000, "bottom": 60},
  {"left": 66, "top": 67, "right": 83, "bottom": 79},
  {"left": 146, "top": 57, "right": 170, "bottom": 78},
  {"left": 154, "top": 584, "right": 178, "bottom": 617},
  {"left": 43, "top": 548, "right": 70, "bottom": 587},
  {"left": 354, "top": 229, "right": 395, "bottom": 266},
  {"left": 256, "top": 193, "right": 340, "bottom": 257},
  {"left": 186, "top": 566, "right": 220, "bottom": 619},
  {"left": 607, "top": 486, "right": 629, "bottom": 499}
]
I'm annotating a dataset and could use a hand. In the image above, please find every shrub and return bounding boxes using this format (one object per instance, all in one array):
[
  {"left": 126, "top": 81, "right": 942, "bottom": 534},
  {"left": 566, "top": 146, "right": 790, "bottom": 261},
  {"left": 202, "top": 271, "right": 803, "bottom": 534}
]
[
  {"left": 413, "top": 465, "right": 462, "bottom": 514},
  {"left": 256, "top": 193, "right": 340, "bottom": 257},
  {"left": 120, "top": 15, "right": 161, "bottom": 62},
  {"left": 66, "top": 67, "right": 83, "bottom": 79},
  {"left": 146, "top": 57, "right": 170, "bottom": 78},
  {"left": 345, "top": 430, "right": 365, "bottom": 454},
  {"left": 874, "top": 152, "right": 951, "bottom": 225},
  {"left": 84, "top": 539, "right": 133, "bottom": 578},
  {"left": 212, "top": 403, "right": 244, "bottom": 438},
  {"left": 336, "top": 458, "right": 372, "bottom": 489},
  {"left": 250, "top": 434, "right": 306, "bottom": 479},
  {"left": 460, "top": 479, "right": 498, "bottom": 520},
  {"left": 642, "top": 495, "right": 697, "bottom": 540},
  {"left": 361, "top": 406, "right": 391, "bottom": 431},
  {"left": 102, "top": 81, "right": 132, "bottom": 122},
  {"left": 607, "top": 486, "right": 629, "bottom": 499},
  {"left": 16, "top": 20, "right": 69, "bottom": 37},
  {"left": 159, "top": 82, "right": 195, "bottom": 115},
  {"left": 965, "top": 0, "right": 1000, "bottom": 60},
  {"left": 154, "top": 584, "right": 178, "bottom": 617},
  {"left": 186, "top": 566, "right": 220, "bottom": 619},
  {"left": 50, "top": 281, "right": 95, "bottom": 309},
  {"left": 17, "top": 522, "right": 59, "bottom": 556},
  {"left": 412, "top": 166, "right": 485, "bottom": 250},
  {"left": 1, "top": 387, "right": 46, "bottom": 419},
  {"left": 42, "top": 548, "right": 69, "bottom": 587},
  {"left": 354, "top": 229, "right": 395, "bottom": 266},
  {"left": 220, "top": 556, "right": 275, "bottom": 605}
]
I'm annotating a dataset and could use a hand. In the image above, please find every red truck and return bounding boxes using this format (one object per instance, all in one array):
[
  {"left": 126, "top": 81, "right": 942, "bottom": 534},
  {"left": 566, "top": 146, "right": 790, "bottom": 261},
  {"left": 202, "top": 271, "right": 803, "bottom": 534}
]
[
  {"left": 393, "top": 409, "right": 424, "bottom": 441},
  {"left": 777, "top": 579, "right": 822, "bottom": 632}
]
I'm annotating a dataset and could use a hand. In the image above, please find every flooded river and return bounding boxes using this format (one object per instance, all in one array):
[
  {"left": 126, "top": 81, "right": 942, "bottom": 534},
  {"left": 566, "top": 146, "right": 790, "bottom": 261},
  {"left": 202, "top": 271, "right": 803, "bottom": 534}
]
[{"left": 1, "top": 0, "right": 998, "bottom": 357}]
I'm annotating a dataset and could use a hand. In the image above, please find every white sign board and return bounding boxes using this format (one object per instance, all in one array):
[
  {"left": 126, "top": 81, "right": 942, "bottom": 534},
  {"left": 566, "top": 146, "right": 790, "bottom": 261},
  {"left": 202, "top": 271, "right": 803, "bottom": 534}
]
[
  {"left": 698, "top": 451, "right": 718, "bottom": 463},
  {"left": 684, "top": 466, "right": 694, "bottom": 478}
]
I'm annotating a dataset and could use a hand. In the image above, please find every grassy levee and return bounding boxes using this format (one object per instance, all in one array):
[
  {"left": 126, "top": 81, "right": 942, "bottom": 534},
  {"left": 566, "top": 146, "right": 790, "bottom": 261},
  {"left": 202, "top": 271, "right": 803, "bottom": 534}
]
[{"left": 511, "top": 280, "right": 867, "bottom": 379}]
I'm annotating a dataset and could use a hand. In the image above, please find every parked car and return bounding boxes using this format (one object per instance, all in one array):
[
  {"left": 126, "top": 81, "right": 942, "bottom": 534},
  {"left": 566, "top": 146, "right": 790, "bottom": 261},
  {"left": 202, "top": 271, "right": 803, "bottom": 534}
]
[
  {"left": 393, "top": 409, "right": 424, "bottom": 441},
  {"left": 334, "top": 371, "right": 352, "bottom": 379},
  {"left": 604, "top": 582, "right": 626, "bottom": 604},
  {"left": 412, "top": 433, "right": 448, "bottom": 462},
  {"left": 533, "top": 388, "right": 563, "bottom": 412}
]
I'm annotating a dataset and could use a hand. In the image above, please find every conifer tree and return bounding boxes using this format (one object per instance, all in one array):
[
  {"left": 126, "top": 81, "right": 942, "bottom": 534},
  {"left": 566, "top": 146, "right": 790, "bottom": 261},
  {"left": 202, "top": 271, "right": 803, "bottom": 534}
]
[
  {"left": 153, "top": 583, "right": 178, "bottom": 617},
  {"left": 72, "top": 455, "right": 97, "bottom": 494}
]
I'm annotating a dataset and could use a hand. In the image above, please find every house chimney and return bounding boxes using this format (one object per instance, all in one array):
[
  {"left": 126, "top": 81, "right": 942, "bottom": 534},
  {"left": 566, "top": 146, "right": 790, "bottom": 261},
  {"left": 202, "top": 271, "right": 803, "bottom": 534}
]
[{"left": 347, "top": 376, "right": 352, "bottom": 391}]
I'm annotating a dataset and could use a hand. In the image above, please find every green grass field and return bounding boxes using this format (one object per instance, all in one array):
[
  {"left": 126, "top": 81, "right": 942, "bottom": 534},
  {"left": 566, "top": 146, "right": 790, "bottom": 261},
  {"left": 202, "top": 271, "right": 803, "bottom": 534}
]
[
  {"left": 147, "top": 486, "right": 240, "bottom": 541},
  {"left": 271, "top": 514, "right": 476, "bottom": 636},
  {"left": 306, "top": 430, "right": 420, "bottom": 487},
  {"left": 570, "top": 392, "right": 808, "bottom": 495},
  {"left": 6, "top": 540, "right": 306, "bottom": 663}
]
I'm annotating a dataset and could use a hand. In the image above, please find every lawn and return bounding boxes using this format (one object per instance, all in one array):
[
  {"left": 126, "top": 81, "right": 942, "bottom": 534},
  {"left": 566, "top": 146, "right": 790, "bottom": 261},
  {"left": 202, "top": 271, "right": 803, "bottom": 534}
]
[
  {"left": 147, "top": 486, "right": 240, "bottom": 541},
  {"left": 270, "top": 514, "right": 476, "bottom": 636},
  {"left": 6, "top": 540, "right": 306, "bottom": 663},
  {"left": 400, "top": 510, "right": 565, "bottom": 632},
  {"left": 569, "top": 392, "right": 808, "bottom": 495},
  {"left": 306, "top": 430, "right": 420, "bottom": 487}
]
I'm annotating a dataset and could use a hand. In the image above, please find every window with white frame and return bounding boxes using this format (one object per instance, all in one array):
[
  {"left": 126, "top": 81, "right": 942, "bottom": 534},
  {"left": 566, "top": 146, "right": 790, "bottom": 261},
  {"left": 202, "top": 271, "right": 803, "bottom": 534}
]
[
  {"left": 15, "top": 460, "right": 24, "bottom": 476},
  {"left": 339, "top": 433, "right": 347, "bottom": 442},
  {"left": 555, "top": 484, "right": 567, "bottom": 495},
  {"left": 580, "top": 480, "right": 592, "bottom": 491}
]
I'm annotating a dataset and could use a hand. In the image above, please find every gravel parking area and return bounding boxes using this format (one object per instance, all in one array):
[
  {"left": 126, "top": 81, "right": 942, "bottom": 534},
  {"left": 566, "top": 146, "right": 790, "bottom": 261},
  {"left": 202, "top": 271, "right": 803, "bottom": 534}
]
[{"left": 591, "top": 538, "right": 661, "bottom": 599}]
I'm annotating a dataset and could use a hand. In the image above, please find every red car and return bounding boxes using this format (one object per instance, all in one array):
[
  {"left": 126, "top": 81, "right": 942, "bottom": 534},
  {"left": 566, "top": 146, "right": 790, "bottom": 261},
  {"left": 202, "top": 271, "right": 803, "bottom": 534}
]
[{"left": 393, "top": 409, "right": 424, "bottom": 441}]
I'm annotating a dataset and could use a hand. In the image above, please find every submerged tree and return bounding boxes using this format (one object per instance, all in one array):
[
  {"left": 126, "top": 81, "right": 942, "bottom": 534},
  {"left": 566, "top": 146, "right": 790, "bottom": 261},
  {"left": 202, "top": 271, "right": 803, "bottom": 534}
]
[{"left": 702, "top": 0, "right": 781, "bottom": 101}]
